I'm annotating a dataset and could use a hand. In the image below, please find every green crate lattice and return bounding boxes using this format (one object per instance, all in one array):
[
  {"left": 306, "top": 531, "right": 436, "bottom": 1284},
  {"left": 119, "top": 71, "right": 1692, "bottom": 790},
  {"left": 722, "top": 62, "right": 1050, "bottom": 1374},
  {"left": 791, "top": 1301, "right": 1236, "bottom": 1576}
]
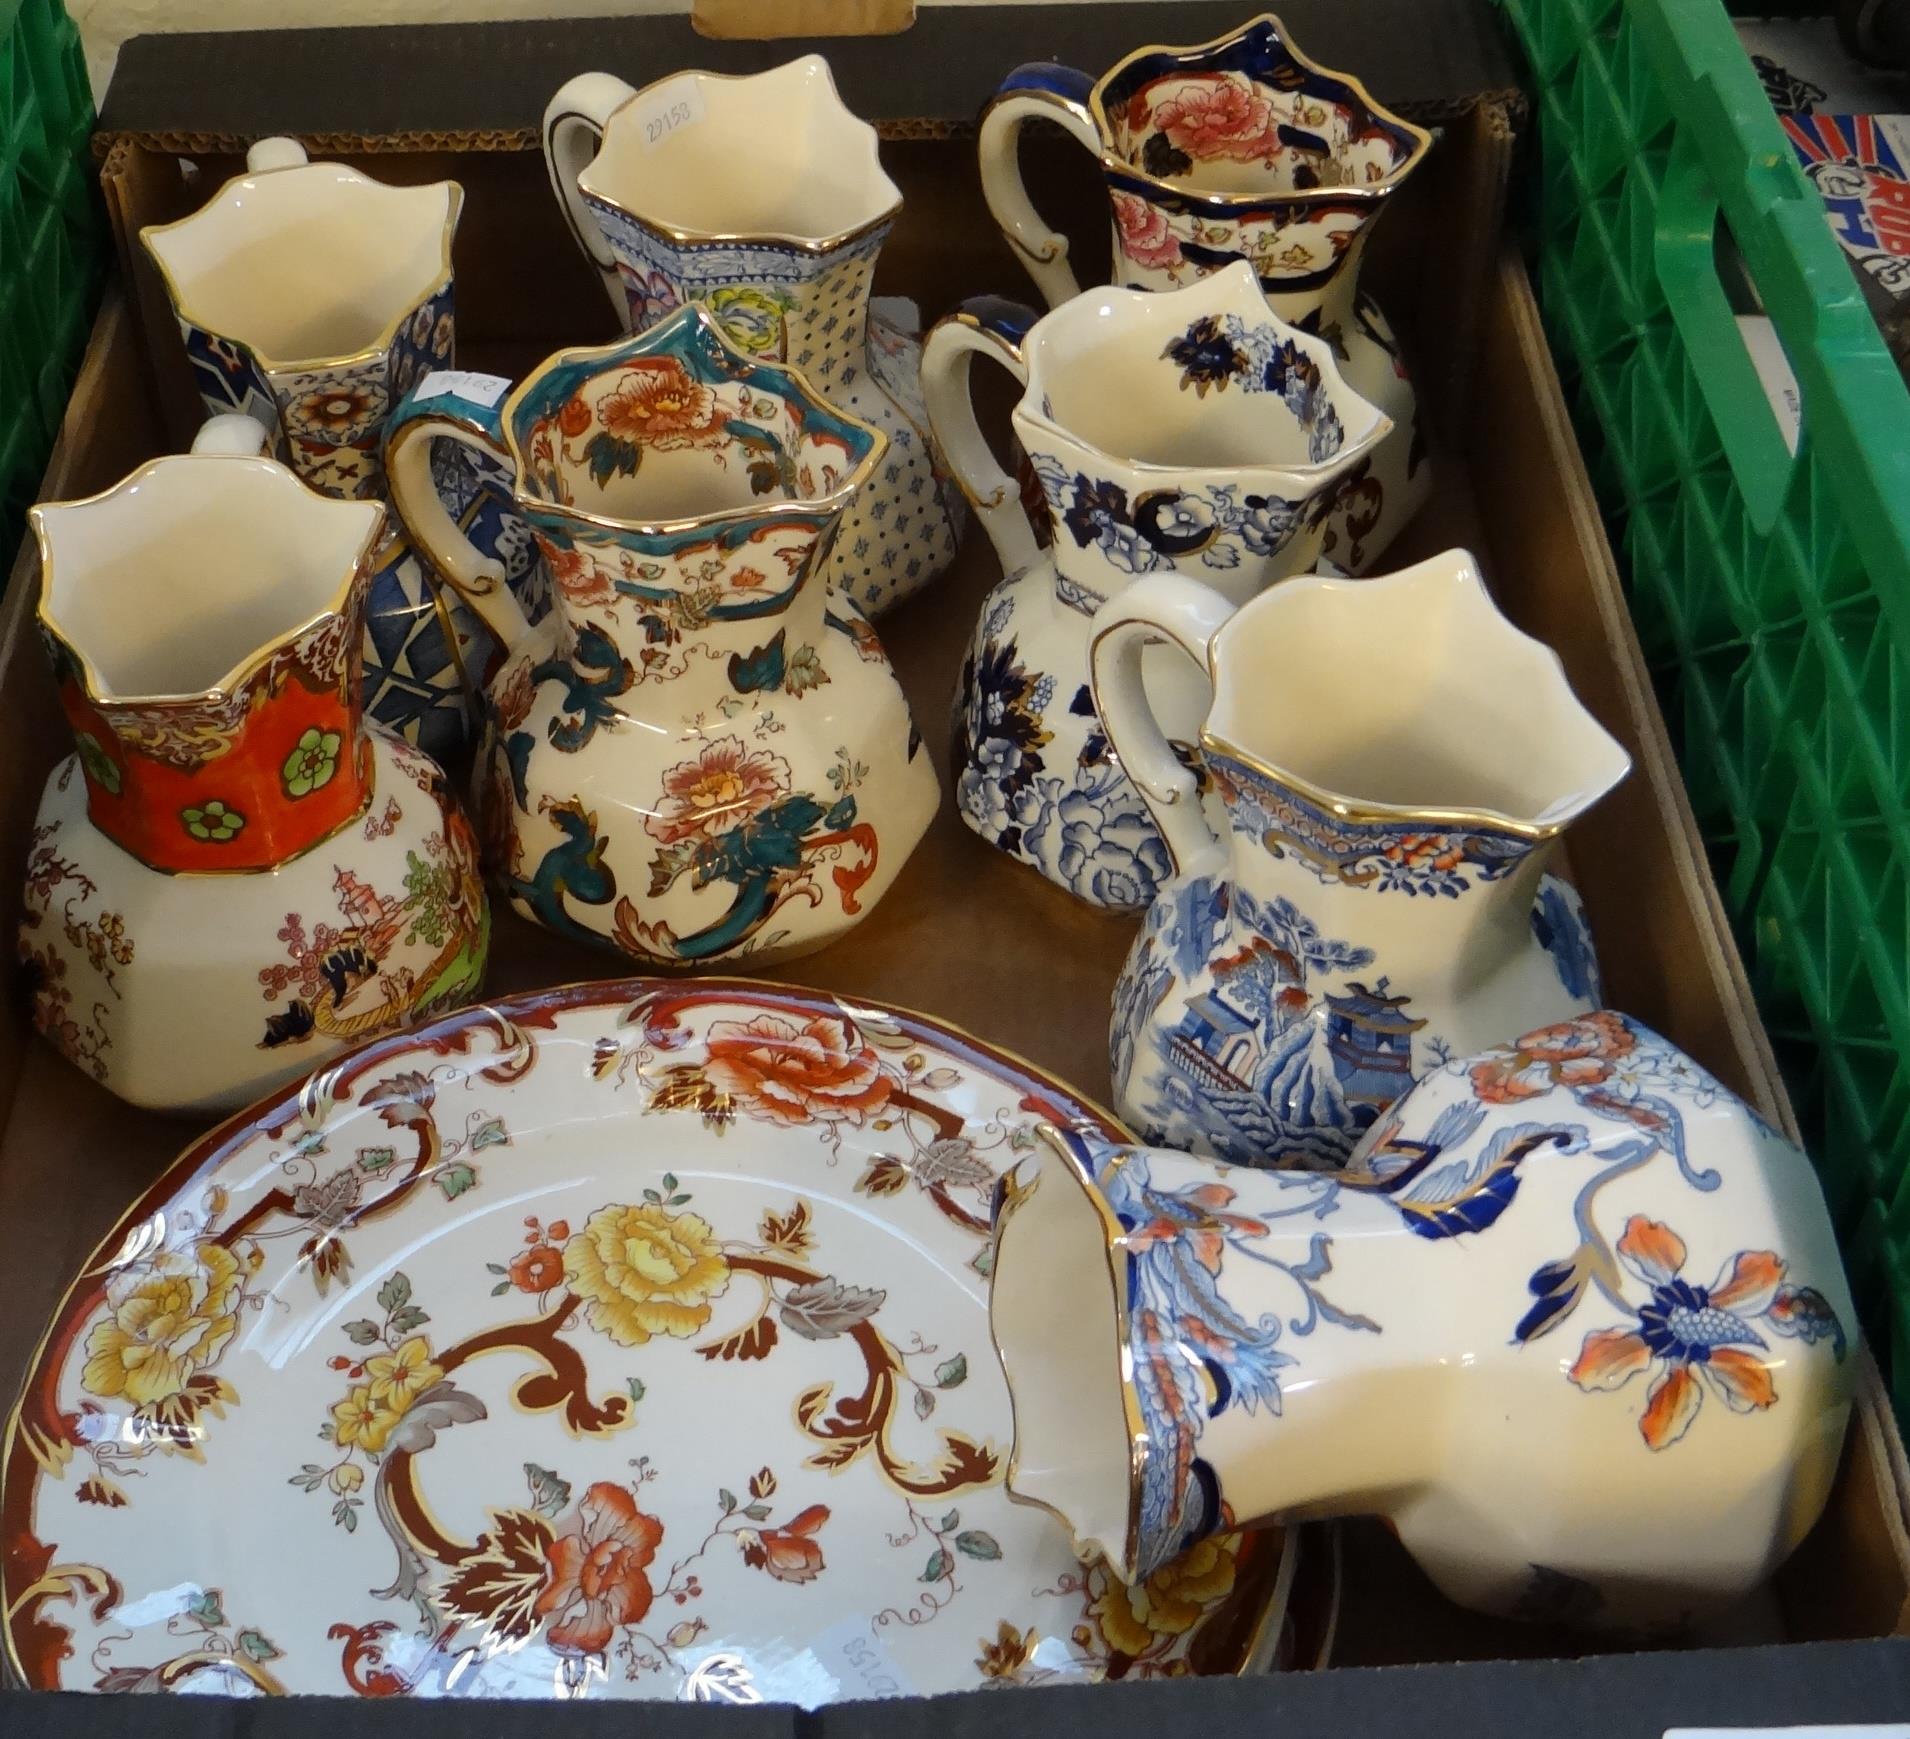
[
  {"left": 1497, "top": 0, "right": 1910, "bottom": 1434},
  {"left": 0, "top": 0, "right": 101, "bottom": 577}
]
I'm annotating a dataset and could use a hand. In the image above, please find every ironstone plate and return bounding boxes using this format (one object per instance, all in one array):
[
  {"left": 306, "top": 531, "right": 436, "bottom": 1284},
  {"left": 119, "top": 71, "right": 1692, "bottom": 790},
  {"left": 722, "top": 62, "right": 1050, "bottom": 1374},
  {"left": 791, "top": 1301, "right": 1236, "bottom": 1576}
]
[{"left": 3, "top": 979, "right": 1292, "bottom": 1702}]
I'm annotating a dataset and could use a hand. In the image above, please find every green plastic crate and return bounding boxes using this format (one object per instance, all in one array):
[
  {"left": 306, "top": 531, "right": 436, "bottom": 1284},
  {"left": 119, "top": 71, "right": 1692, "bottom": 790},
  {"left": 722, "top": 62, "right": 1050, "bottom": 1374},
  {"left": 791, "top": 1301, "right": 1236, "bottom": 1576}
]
[
  {"left": 0, "top": 0, "right": 101, "bottom": 578},
  {"left": 1497, "top": 0, "right": 1910, "bottom": 1435}
]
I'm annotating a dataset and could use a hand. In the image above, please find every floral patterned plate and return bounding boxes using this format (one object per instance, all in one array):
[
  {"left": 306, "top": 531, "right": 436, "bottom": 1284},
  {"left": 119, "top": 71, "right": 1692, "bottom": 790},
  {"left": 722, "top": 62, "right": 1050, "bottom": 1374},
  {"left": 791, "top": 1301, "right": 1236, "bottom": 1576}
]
[{"left": 3, "top": 980, "right": 1291, "bottom": 1702}]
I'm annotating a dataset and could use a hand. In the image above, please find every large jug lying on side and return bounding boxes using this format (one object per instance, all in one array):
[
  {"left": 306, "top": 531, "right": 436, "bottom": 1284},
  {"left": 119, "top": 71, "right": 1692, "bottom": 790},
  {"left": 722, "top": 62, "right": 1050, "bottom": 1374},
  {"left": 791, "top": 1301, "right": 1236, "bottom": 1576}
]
[
  {"left": 386, "top": 303, "right": 938, "bottom": 968},
  {"left": 990, "top": 1025, "right": 1856, "bottom": 1627}
]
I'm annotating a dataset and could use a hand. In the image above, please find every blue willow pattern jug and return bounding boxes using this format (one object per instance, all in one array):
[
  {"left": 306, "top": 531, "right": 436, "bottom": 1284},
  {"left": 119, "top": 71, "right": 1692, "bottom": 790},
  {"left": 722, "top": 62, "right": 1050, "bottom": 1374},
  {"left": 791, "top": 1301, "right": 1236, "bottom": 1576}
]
[{"left": 1093, "top": 553, "right": 1631, "bottom": 1167}]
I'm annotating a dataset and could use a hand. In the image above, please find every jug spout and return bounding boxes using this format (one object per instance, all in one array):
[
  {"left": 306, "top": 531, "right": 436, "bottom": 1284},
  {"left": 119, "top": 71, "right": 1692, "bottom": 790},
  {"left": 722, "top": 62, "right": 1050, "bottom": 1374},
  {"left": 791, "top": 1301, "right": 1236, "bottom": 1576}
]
[
  {"left": 995, "top": 259, "right": 1390, "bottom": 609},
  {"left": 1201, "top": 550, "right": 1632, "bottom": 846},
  {"left": 31, "top": 420, "right": 385, "bottom": 874}
]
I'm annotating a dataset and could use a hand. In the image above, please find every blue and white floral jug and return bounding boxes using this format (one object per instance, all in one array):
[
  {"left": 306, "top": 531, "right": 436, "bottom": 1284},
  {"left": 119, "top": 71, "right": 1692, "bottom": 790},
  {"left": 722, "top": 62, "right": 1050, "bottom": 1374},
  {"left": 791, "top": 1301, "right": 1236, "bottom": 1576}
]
[
  {"left": 543, "top": 57, "right": 965, "bottom": 619},
  {"left": 990, "top": 1035, "right": 1855, "bottom": 1627},
  {"left": 1096, "top": 553, "right": 1631, "bottom": 1165},
  {"left": 923, "top": 259, "right": 1386, "bottom": 911}
]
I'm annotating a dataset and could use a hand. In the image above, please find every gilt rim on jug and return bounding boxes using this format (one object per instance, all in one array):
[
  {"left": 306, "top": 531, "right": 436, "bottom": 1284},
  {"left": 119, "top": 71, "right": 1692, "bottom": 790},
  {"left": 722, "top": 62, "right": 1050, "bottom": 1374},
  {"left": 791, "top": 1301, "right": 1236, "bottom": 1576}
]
[{"left": 140, "top": 164, "right": 463, "bottom": 375}]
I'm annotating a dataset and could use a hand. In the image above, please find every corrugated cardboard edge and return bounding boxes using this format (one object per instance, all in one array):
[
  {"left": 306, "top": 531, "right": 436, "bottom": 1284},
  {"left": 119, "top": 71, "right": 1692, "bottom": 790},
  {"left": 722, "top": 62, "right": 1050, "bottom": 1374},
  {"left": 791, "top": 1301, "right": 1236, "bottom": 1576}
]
[
  {"left": 89, "top": 89, "right": 1523, "bottom": 159},
  {"left": 693, "top": 0, "right": 915, "bottom": 38}
]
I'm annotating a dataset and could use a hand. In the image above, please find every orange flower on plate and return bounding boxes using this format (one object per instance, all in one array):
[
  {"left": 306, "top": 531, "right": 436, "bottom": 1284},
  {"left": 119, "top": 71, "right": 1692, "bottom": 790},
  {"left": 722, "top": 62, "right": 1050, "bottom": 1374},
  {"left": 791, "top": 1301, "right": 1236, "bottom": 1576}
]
[
  {"left": 535, "top": 1482, "right": 664, "bottom": 1657},
  {"left": 509, "top": 1244, "right": 565, "bottom": 1293},
  {"left": 704, "top": 1013, "right": 892, "bottom": 1129},
  {"left": 737, "top": 1504, "right": 829, "bottom": 1583}
]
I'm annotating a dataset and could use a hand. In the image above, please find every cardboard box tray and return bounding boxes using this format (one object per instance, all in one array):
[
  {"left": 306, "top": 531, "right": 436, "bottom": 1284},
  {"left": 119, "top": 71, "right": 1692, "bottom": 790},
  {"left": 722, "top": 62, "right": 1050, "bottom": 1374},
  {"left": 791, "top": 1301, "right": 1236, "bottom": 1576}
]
[{"left": 3, "top": 5, "right": 1908, "bottom": 1728}]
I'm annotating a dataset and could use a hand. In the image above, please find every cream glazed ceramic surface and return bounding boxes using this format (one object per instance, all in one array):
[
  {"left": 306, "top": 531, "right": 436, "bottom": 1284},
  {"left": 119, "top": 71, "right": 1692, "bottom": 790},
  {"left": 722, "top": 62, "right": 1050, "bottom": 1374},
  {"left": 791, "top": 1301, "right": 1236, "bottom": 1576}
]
[
  {"left": 385, "top": 304, "right": 936, "bottom": 969},
  {"left": 990, "top": 1013, "right": 1857, "bottom": 1626},
  {"left": 979, "top": 14, "right": 1435, "bottom": 573},
  {"left": 141, "top": 140, "right": 546, "bottom": 763},
  {"left": 2, "top": 981, "right": 1296, "bottom": 1700},
  {"left": 543, "top": 57, "right": 965, "bottom": 618},
  {"left": 924, "top": 260, "right": 1386, "bottom": 911},
  {"left": 20, "top": 419, "right": 488, "bottom": 1115},
  {"left": 1095, "top": 553, "right": 1631, "bottom": 1167}
]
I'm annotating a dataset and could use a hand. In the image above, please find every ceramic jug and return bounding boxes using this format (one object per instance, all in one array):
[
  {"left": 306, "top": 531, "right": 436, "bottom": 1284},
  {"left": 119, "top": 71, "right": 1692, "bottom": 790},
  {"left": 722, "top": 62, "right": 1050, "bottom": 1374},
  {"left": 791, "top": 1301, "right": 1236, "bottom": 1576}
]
[
  {"left": 21, "top": 416, "right": 490, "bottom": 1115},
  {"left": 990, "top": 1014, "right": 1857, "bottom": 1625},
  {"left": 980, "top": 14, "right": 1433, "bottom": 573},
  {"left": 385, "top": 303, "right": 938, "bottom": 968},
  {"left": 543, "top": 56, "right": 965, "bottom": 618},
  {"left": 1095, "top": 553, "right": 1631, "bottom": 1167},
  {"left": 142, "top": 138, "right": 547, "bottom": 762},
  {"left": 925, "top": 259, "right": 1386, "bottom": 911}
]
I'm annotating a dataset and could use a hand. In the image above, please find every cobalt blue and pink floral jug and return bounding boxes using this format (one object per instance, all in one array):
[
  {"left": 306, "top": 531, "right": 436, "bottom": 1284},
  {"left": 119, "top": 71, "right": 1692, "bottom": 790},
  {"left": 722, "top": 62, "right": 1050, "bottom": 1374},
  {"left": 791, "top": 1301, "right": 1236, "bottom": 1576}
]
[
  {"left": 979, "top": 14, "right": 1434, "bottom": 573},
  {"left": 1095, "top": 553, "right": 1631, "bottom": 1167},
  {"left": 142, "top": 139, "right": 546, "bottom": 762}
]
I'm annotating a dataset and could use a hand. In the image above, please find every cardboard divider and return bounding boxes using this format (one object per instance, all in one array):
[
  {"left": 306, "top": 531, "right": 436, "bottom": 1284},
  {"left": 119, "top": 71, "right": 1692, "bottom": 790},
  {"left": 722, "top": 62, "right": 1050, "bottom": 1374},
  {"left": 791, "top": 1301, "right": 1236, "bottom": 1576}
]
[{"left": 2, "top": 7, "right": 1907, "bottom": 1709}]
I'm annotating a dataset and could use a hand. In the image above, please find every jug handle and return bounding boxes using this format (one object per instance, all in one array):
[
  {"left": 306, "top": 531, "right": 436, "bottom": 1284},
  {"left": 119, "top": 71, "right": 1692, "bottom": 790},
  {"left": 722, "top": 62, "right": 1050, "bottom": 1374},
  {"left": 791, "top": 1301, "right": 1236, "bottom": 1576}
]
[
  {"left": 978, "top": 64, "right": 1100, "bottom": 308},
  {"left": 543, "top": 72, "right": 641, "bottom": 327},
  {"left": 245, "top": 137, "right": 309, "bottom": 173},
  {"left": 190, "top": 413, "right": 272, "bottom": 457},
  {"left": 385, "top": 374, "right": 534, "bottom": 653},
  {"left": 919, "top": 298, "right": 1042, "bottom": 579},
  {"left": 1088, "top": 575, "right": 1233, "bottom": 883}
]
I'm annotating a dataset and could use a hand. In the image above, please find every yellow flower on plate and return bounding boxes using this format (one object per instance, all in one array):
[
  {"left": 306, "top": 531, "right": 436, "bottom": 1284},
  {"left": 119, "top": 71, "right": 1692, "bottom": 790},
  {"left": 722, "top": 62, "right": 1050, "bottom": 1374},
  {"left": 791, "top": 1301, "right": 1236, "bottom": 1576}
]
[
  {"left": 331, "top": 1384, "right": 404, "bottom": 1453},
  {"left": 1089, "top": 1533, "right": 1240, "bottom": 1658},
  {"left": 563, "top": 1202, "right": 731, "bottom": 1347},
  {"left": 80, "top": 1242, "right": 243, "bottom": 1408},
  {"left": 364, "top": 1336, "right": 442, "bottom": 1412},
  {"left": 328, "top": 1462, "right": 365, "bottom": 1495}
]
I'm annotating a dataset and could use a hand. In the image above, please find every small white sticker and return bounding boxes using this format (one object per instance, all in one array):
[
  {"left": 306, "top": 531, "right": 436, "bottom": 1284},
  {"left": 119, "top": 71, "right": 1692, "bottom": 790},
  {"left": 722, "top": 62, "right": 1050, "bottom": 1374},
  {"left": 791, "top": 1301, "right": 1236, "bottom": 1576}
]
[
  {"left": 1734, "top": 315, "right": 1803, "bottom": 456},
  {"left": 1667, "top": 1727, "right": 1910, "bottom": 1738},
  {"left": 806, "top": 1618, "right": 915, "bottom": 1702},
  {"left": 416, "top": 370, "right": 509, "bottom": 409},
  {"left": 633, "top": 80, "right": 706, "bottom": 151}
]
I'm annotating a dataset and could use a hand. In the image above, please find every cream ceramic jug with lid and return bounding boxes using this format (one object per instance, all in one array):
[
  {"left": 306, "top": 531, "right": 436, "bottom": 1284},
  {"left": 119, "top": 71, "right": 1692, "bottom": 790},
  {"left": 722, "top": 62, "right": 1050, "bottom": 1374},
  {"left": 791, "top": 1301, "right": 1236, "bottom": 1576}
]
[
  {"left": 543, "top": 56, "right": 965, "bottom": 618},
  {"left": 21, "top": 415, "right": 489, "bottom": 1114},
  {"left": 385, "top": 304, "right": 938, "bottom": 968}
]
